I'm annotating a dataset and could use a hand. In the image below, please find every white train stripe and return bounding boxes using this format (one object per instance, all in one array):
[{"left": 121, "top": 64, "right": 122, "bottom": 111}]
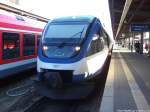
[
  {"left": 0, "top": 27, "right": 42, "bottom": 34},
  {"left": 37, "top": 49, "right": 109, "bottom": 75},
  {"left": 0, "top": 58, "right": 36, "bottom": 71},
  {"left": 86, "top": 49, "right": 108, "bottom": 75},
  {"left": 119, "top": 53, "right": 150, "bottom": 110}
]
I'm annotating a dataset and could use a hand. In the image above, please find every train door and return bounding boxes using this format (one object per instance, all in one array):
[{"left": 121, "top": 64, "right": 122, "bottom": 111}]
[{"left": 101, "top": 28, "right": 110, "bottom": 50}]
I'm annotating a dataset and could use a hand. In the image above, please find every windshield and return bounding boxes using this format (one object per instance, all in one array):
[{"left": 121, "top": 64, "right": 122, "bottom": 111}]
[
  {"left": 42, "top": 23, "right": 88, "bottom": 58},
  {"left": 43, "top": 24, "right": 88, "bottom": 44}
]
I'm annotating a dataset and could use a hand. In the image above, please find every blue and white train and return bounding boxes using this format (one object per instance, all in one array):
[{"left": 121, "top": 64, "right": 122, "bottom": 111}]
[{"left": 37, "top": 16, "right": 112, "bottom": 88}]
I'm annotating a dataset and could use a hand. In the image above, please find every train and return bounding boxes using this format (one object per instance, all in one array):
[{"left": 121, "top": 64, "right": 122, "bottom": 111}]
[
  {"left": 0, "top": 10, "right": 45, "bottom": 79},
  {"left": 37, "top": 16, "right": 113, "bottom": 89}
]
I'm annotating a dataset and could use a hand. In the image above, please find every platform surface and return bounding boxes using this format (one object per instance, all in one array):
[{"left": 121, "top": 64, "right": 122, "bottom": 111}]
[{"left": 100, "top": 46, "right": 150, "bottom": 112}]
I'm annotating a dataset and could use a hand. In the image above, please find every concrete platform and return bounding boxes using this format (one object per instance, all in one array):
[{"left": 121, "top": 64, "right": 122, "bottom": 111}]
[{"left": 100, "top": 47, "right": 150, "bottom": 112}]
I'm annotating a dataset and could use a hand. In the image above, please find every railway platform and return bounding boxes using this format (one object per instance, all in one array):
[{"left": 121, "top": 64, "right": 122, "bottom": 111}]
[{"left": 100, "top": 46, "right": 150, "bottom": 112}]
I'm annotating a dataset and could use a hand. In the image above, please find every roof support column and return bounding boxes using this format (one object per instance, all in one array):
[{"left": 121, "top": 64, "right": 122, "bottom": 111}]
[
  {"left": 148, "top": 32, "right": 150, "bottom": 56},
  {"left": 128, "top": 34, "right": 131, "bottom": 50},
  {"left": 140, "top": 32, "right": 143, "bottom": 54},
  {"left": 132, "top": 32, "right": 135, "bottom": 52}
]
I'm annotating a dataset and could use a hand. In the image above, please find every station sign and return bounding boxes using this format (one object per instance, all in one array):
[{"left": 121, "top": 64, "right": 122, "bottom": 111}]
[{"left": 130, "top": 24, "right": 150, "bottom": 32}]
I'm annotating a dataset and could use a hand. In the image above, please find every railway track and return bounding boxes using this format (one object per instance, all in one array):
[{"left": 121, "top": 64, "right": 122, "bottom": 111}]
[
  {"left": 2, "top": 60, "right": 109, "bottom": 112},
  {"left": 22, "top": 91, "right": 104, "bottom": 112},
  {"left": 23, "top": 81, "right": 106, "bottom": 112},
  {"left": 23, "top": 97, "right": 88, "bottom": 112},
  {"left": 23, "top": 96, "right": 71, "bottom": 112},
  {"left": 2, "top": 57, "right": 110, "bottom": 112},
  {"left": 3, "top": 75, "right": 106, "bottom": 112}
]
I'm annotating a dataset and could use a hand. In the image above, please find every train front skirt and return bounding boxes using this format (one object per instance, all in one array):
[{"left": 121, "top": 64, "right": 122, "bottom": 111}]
[{"left": 33, "top": 78, "right": 95, "bottom": 100}]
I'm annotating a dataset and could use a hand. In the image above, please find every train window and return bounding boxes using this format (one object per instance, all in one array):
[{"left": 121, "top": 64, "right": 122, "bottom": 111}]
[
  {"left": 86, "top": 28, "right": 107, "bottom": 57},
  {"left": 92, "top": 34, "right": 100, "bottom": 53},
  {"left": 101, "top": 29, "right": 109, "bottom": 48},
  {"left": 86, "top": 34, "right": 101, "bottom": 56},
  {"left": 37, "top": 35, "right": 41, "bottom": 46},
  {"left": 23, "top": 34, "right": 35, "bottom": 56},
  {"left": 15, "top": 15, "right": 25, "bottom": 21},
  {"left": 98, "top": 30, "right": 105, "bottom": 51},
  {"left": 2, "top": 32, "right": 20, "bottom": 60}
]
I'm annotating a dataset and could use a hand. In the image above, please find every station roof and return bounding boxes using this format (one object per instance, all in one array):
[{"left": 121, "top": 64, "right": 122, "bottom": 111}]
[{"left": 109, "top": 0, "right": 150, "bottom": 39}]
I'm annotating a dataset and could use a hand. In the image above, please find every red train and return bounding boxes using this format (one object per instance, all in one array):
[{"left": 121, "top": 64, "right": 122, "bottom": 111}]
[{"left": 0, "top": 10, "right": 45, "bottom": 78}]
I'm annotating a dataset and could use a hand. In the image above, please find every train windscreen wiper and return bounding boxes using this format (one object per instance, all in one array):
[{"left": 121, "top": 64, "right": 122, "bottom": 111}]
[{"left": 57, "top": 27, "right": 85, "bottom": 48}]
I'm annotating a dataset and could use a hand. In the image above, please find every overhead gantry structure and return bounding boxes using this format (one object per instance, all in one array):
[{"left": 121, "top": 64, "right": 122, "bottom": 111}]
[{"left": 0, "top": 2, "right": 49, "bottom": 22}]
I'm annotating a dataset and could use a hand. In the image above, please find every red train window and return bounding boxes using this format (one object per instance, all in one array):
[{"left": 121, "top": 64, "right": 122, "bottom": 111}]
[
  {"left": 37, "top": 35, "right": 41, "bottom": 46},
  {"left": 23, "top": 34, "right": 35, "bottom": 56},
  {"left": 2, "top": 32, "right": 20, "bottom": 60}
]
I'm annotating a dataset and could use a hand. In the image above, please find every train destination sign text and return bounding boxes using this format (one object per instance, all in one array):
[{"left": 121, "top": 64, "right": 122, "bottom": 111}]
[{"left": 130, "top": 24, "right": 150, "bottom": 32}]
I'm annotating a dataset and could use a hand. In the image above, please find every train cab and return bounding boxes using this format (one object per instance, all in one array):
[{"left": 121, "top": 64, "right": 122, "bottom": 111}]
[{"left": 37, "top": 16, "right": 112, "bottom": 88}]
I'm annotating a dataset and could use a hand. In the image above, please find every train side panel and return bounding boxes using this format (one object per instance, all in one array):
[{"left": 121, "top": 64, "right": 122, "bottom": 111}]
[{"left": 0, "top": 11, "right": 44, "bottom": 79}]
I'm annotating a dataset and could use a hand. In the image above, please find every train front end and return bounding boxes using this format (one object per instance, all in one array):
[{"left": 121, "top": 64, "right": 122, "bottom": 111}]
[{"left": 37, "top": 16, "right": 96, "bottom": 88}]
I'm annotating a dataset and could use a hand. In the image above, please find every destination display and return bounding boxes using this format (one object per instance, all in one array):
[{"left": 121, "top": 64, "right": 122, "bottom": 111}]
[{"left": 130, "top": 24, "right": 150, "bottom": 32}]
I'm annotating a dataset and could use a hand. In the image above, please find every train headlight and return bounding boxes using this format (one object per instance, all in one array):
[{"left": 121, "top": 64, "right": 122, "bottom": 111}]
[
  {"left": 75, "top": 46, "right": 80, "bottom": 51},
  {"left": 43, "top": 45, "right": 48, "bottom": 51}
]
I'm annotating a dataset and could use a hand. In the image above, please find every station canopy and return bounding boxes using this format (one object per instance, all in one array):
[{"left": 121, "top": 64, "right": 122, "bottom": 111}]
[{"left": 109, "top": 0, "right": 150, "bottom": 39}]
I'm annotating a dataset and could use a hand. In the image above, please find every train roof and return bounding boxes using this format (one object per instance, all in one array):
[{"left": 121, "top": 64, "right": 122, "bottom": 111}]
[
  {"left": 0, "top": 10, "right": 46, "bottom": 32},
  {"left": 50, "top": 16, "right": 96, "bottom": 24}
]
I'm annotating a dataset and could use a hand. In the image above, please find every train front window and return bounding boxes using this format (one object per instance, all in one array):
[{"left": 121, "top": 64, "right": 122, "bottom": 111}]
[
  {"left": 44, "top": 24, "right": 88, "bottom": 44},
  {"left": 2, "top": 32, "right": 20, "bottom": 60},
  {"left": 42, "top": 23, "right": 88, "bottom": 58}
]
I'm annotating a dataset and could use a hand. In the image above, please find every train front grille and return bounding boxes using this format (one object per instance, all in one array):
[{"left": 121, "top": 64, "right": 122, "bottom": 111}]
[
  {"left": 59, "top": 70, "right": 73, "bottom": 83},
  {"left": 44, "top": 69, "right": 73, "bottom": 83}
]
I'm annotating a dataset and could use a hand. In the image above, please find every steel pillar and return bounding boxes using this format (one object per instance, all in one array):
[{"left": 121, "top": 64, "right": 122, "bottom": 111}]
[
  {"left": 148, "top": 32, "right": 150, "bottom": 56},
  {"left": 128, "top": 36, "right": 131, "bottom": 49},
  {"left": 132, "top": 33, "right": 135, "bottom": 51},
  {"left": 140, "top": 32, "right": 143, "bottom": 54}
]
